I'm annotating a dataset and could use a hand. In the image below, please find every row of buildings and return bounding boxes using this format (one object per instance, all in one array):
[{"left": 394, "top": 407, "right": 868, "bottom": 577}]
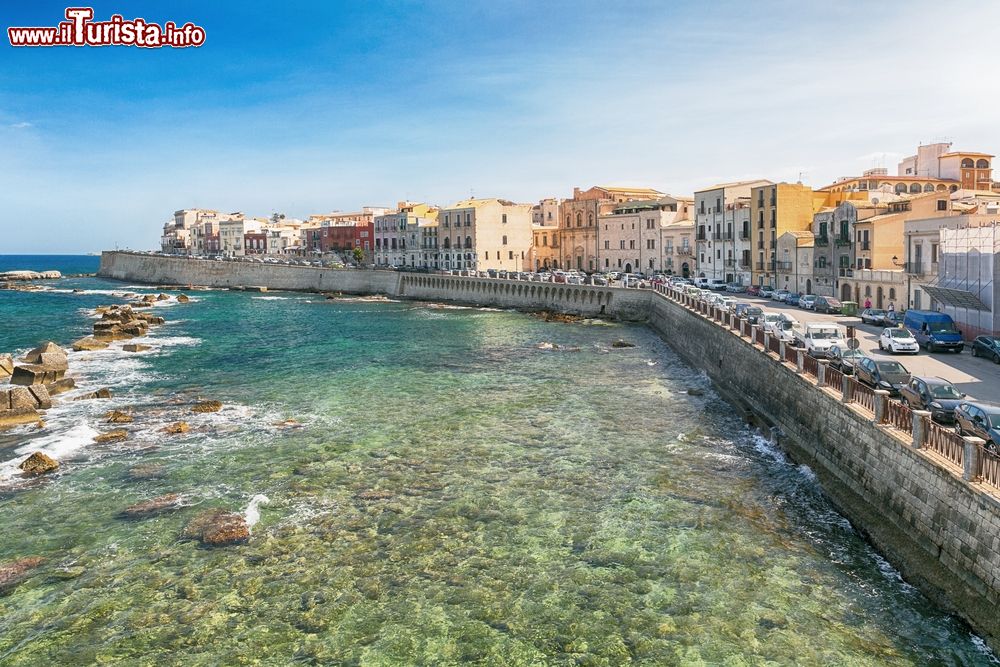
[{"left": 160, "top": 141, "right": 1000, "bottom": 335}]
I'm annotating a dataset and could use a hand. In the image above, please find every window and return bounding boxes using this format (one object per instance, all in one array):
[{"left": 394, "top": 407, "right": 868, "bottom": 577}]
[
  {"left": 889, "top": 288, "right": 896, "bottom": 300},
  {"left": 502, "top": 235, "right": 507, "bottom": 245},
  {"left": 937, "top": 200, "right": 947, "bottom": 211},
  {"left": 604, "top": 240, "right": 609, "bottom": 249},
  {"left": 620, "top": 240, "right": 625, "bottom": 249},
  {"left": 588, "top": 213, "right": 594, "bottom": 226},
  {"left": 576, "top": 212, "right": 582, "bottom": 227},
  {"left": 502, "top": 214, "right": 507, "bottom": 224},
  {"left": 509, "top": 251, "right": 514, "bottom": 260},
  {"left": 629, "top": 240, "right": 635, "bottom": 250},
  {"left": 931, "top": 243, "right": 938, "bottom": 263},
  {"left": 465, "top": 213, "right": 471, "bottom": 225}
]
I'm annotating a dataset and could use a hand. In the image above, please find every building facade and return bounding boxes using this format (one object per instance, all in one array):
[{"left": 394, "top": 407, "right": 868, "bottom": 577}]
[
  {"left": 694, "top": 180, "right": 770, "bottom": 284},
  {"left": 559, "top": 186, "right": 664, "bottom": 272},
  {"left": 751, "top": 182, "right": 820, "bottom": 287},
  {"left": 437, "top": 198, "right": 533, "bottom": 272},
  {"left": 597, "top": 196, "right": 691, "bottom": 274}
]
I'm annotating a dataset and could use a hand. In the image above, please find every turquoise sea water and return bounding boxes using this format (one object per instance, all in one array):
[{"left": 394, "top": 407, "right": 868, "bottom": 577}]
[{"left": 0, "top": 258, "right": 996, "bottom": 665}]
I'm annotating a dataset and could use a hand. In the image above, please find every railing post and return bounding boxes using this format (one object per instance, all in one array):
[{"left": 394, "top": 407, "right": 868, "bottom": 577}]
[
  {"left": 779, "top": 340, "right": 786, "bottom": 362},
  {"left": 963, "top": 437, "right": 985, "bottom": 481},
  {"left": 796, "top": 349, "right": 805, "bottom": 373},
  {"left": 841, "top": 374, "right": 852, "bottom": 403},
  {"left": 740, "top": 319, "right": 747, "bottom": 337},
  {"left": 911, "top": 410, "right": 931, "bottom": 449},
  {"left": 874, "top": 390, "right": 890, "bottom": 423},
  {"left": 762, "top": 330, "right": 770, "bottom": 352},
  {"left": 816, "top": 360, "right": 827, "bottom": 385}
]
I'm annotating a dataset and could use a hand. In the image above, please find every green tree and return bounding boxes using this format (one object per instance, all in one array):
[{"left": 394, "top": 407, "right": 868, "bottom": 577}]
[{"left": 352, "top": 247, "right": 365, "bottom": 264}]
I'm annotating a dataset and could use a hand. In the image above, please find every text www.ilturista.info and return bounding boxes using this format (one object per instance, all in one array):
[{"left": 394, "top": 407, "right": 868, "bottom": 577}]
[{"left": 8, "top": 8, "right": 205, "bottom": 48}]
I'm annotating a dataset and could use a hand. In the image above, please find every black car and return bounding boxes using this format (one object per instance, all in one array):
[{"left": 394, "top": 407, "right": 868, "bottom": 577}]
[
  {"left": 814, "top": 296, "right": 843, "bottom": 314},
  {"left": 745, "top": 306, "right": 764, "bottom": 325},
  {"left": 899, "top": 376, "right": 965, "bottom": 424},
  {"left": 971, "top": 336, "right": 1000, "bottom": 363},
  {"left": 855, "top": 357, "right": 911, "bottom": 396},
  {"left": 860, "top": 308, "right": 888, "bottom": 326},
  {"left": 732, "top": 302, "right": 751, "bottom": 318},
  {"left": 955, "top": 402, "right": 1000, "bottom": 453},
  {"left": 828, "top": 344, "right": 867, "bottom": 375}
]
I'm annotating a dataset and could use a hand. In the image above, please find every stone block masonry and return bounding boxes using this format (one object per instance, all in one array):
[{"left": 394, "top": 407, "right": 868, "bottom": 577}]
[{"left": 99, "top": 251, "right": 1000, "bottom": 651}]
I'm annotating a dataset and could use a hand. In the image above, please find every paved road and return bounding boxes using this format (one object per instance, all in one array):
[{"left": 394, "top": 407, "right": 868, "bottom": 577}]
[{"left": 733, "top": 295, "right": 1000, "bottom": 403}]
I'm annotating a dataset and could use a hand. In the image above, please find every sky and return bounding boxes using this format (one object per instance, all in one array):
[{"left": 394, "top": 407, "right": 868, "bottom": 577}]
[{"left": 1, "top": 0, "right": 999, "bottom": 253}]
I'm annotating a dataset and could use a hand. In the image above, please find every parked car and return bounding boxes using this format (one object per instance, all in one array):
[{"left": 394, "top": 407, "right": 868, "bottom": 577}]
[
  {"left": 772, "top": 289, "right": 790, "bottom": 302},
  {"left": 955, "top": 402, "right": 1000, "bottom": 453},
  {"left": 758, "top": 286, "right": 775, "bottom": 298},
  {"left": 884, "top": 310, "right": 905, "bottom": 327},
  {"left": 903, "top": 310, "right": 963, "bottom": 353},
  {"left": 900, "top": 377, "right": 965, "bottom": 424},
  {"left": 813, "top": 296, "right": 843, "bottom": 314},
  {"left": 879, "top": 327, "right": 919, "bottom": 354},
  {"left": 855, "top": 357, "right": 911, "bottom": 396},
  {"left": 745, "top": 306, "right": 764, "bottom": 325},
  {"left": 773, "top": 313, "right": 800, "bottom": 342},
  {"left": 732, "top": 302, "right": 752, "bottom": 318},
  {"left": 799, "top": 294, "right": 818, "bottom": 310},
  {"left": 828, "top": 344, "right": 867, "bottom": 375},
  {"left": 792, "top": 322, "right": 848, "bottom": 357},
  {"left": 785, "top": 293, "right": 802, "bottom": 307},
  {"left": 761, "top": 312, "right": 783, "bottom": 333},
  {"left": 860, "top": 308, "right": 888, "bottom": 326},
  {"left": 707, "top": 279, "right": 728, "bottom": 291},
  {"left": 971, "top": 335, "right": 1000, "bottom": 363},
  {"left": 725, "top": 283, "right": 745, "bottom": 293}
]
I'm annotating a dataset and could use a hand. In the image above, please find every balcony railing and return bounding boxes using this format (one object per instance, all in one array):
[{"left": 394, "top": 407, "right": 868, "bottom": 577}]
[
  {"left": 677, "top": 247, "right": 693, "bottom": 256},
  {"left": 757, "top": 241, "right": 765, "bottom": 249},
  {"left": 724, "top": 259, "right": 736, "bottom": 267},
  {"left": 775, "top": 261, "right": 793, "bottom": 271},
  {"left": 740, "top": 229, "right": 750, "bottom": 239},
  {"left": 815, "top": 236, "right": 829, "bottom": 246},
  {"left": 696, "top": 232, "right": 707, "bottom": 241},
  {"left": 835, "top": 237, "right": 851, "bottom": 246},
  {"left": 839, "top": 268, "right": 853, "bottom": 278},
  {"left": 905, "top": 262, "right": 925, "bottom": 275},
  {"left": 756, "top": 261, "right": 775, "bottom": 271}
]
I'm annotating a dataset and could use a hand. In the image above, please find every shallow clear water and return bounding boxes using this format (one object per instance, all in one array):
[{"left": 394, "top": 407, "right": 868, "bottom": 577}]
[{"left": 0, "top": 261, "right": 996, "bottom": 665}]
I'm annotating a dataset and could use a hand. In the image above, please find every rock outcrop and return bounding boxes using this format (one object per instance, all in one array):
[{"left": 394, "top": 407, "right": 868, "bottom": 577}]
[
  {"left": 45, "top": 378, "right": 75, "bottom": 396},
  {"left": 191, "top": 400, "right": 222, "bottom": 414},
  {"left": 0, "top": 557, "right": 45, "bottom": 595},
  {"left": 21, "top": 342, "right": 68, "bottom": 370},
  {"left": 106, "top": 410, "right": 133, "bottom": 424},
  {"left": 162, "top": 421, "right": 189, "bottom": 434},
  {"left": 611, "top": 340, "right": 635, "bottom": 348},
  {"left": 74, "top": 388, "right": 113, "bottom": 401},
  {"left": 18, "top": 452, "right": 58, "bottom": 475},
  {"left": 0, "top": 270, "right": 60, "bottom": 281},
  {"left": 72, "top": 336, "right": 109, "bottom": 351},
  {"left": 182, "top": 509, "right": 250, "bottom": 547},
  {"left": 0, "top": 354, "right": 12, "bottom": 379},
  {"left": 176, "top": 294, "right": 190, "bottom": 303},
  {"left": 93, "top": 429, "right": 128, "bottom": 444},
  {"left": 122, "top": 344, "right": 151, "bottom": 353},
  {"left": 10, "top": 364, "right": 65, "bottom": 386}
]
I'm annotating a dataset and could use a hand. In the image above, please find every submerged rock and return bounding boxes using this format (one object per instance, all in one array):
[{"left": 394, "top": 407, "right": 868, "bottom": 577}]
[
  {"left": 191, "top": 400, "right": 222, "bottom": 414},
  {"left": 176, "top": 294, "right": 190, "bottom": 303},
  {"left": 162, "top": 421, "right": 190, "bottom": 434},
  {"left": 182, "top": 509, "right": 250, "bottom": 547},
  {"left": 18, "top": 451, "right": 58, "bottom": 475},
  {"left": 121, "top": 493, "right": 182, "bottom": 519},
  {"left": 686, "top": 388, "right": 705, "bottom": 397},
  {"left": 128, "top": 463, "right": 166, "bottom": 480},
  {"left": 611, "top": 340, "right": 635, "bottom": 348},
  {"left": 0, "top": 557, "right": 45, "bottom": 595},
  {"left": 93, "top": 429, "right": 128, "bottom": 444},
  {"left": 106, "top": 410, "right": 133, "bottom": 424},
  {"left": 75, "top": 388, "right": 113, "bottom": 401}
]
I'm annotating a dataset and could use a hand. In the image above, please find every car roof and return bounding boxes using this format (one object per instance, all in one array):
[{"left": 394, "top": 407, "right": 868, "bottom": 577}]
[
  {"left": 961, "top": 401, "right": 1000, "bottom": 413},
  {"left": 913, "top": 376, "right": 954, "bottom": 386}
]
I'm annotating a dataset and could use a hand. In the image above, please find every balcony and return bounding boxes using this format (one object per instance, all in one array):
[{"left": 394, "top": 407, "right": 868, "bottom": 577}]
[
  {"left": 677, "top": 247, "right": 693, "bottom": 256},
  {"left": 775, "top": 261, "right": 793, "bottom": 272},
  {"left": 905, "top": 262, "right": 925, "bottom": 276},
  {"left": 712, "top": 232, "right": 722, "bottom": 240},
  {"left": 835, "top": 236, "right": 851, "bottom": 247},
  {"left": 740, "top": 229, "right": 750, "bottom": 240},
  {"left": 757, "top": 241, "right": 765, "bottom": 249},
  {"left": 724, "top": 259, "right": 736, "bottom": 268},
  {"left": 814, "top": 265, "right": 833, "bottom": 276},
  {"left": 696, "top": 231, "right": 707, "bottom": 241},
  {"left": 721, "top": 231, "right": 734, "bottom": 241},
  {"left": 839, "top": 268, "right": 854, "bottom": 278},
  {"left": 814, "top": 236, "right": 829, "bottom": 246},
  {"left": 860, "top": 243, "right": 871, "bottom": 251}
]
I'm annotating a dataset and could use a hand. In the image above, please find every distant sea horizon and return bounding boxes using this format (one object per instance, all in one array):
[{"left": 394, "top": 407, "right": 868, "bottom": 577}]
[{"left": 0, "top": 254, "right": 102, "bottom": 274}]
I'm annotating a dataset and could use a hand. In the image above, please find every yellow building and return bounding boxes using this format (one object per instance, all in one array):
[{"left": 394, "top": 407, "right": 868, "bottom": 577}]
[
  {"left": 750, "top": 182, "right": 823, "bottom": 287},
  {"left": 437, "top": 198, "right": 533, "bottom": 272}
]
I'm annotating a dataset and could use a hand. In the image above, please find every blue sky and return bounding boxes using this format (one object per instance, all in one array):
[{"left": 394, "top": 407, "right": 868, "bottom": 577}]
[{"left": 2, "top": 0, "right": 998, "bottom": 252}]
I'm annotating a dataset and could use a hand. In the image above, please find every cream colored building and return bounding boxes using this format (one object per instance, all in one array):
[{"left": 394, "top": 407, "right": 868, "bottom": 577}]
[
  {"left": 437, "top": 198, "right": 533, "bottom": 272},
  {"left": 661, "top": 219, "right": 695, "bottom": 278},
  {"left": 775, "top": 231, "right": 815, "bottom": 295},
  {"left": 560, "top": 185, "right": 664, "bottom": 272},
  {"left": 374, "top": 202, "right": 439, "bottom": 268},
  {"left": 695, "top": 180, "right": 771, "bottom": 283},
  {"left": 597, "top": 196, "right": 692, "bottom": 274},
  {"left": 219, "top": 215, "right": 264, "bottom": 256}
]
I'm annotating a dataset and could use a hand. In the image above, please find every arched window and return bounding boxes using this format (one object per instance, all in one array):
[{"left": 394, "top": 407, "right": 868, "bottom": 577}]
[
  {"left": 950, "top": 185, "right": 958, "bottom": 192},
  {"left": 961, "top": 158, "right": 975, "bottom": 168},
  {"left": 818, "top": 256, "right": 827, "bottom": 268},
  {"left": 909, "top": 183, "right": 921, "bottom": 194},
  {"left": 889, "top": 288, "right": 896, "bottom": 300},
  {"left": 976, "top": 159, "right": 989, "bottom": 169},
  {"left": 465, "top": 236, "right": 472, "bottom": 249},
  {"left": 565, "top": 214, "right": 571, "bottom": 226},
  {"left": 865, "top": 286, "right": 872, "bottom": 297},
  {"left": 895, "top": 183, "right": 908, "bottom": 194},
  {"left": 443, "top": 238, "right": 450, "bottom": 249},
  {"left": 588, "top": 213, "right": 594, "bottom": 226},
  {"left": 937, "top": 184, "right": 947, "bottom": 191},
  {"left": 923, "top": 183, "right": 935, "bottom": 192},
  {"left": 576, "top": 212, "right": 583, "bottom": 227}
]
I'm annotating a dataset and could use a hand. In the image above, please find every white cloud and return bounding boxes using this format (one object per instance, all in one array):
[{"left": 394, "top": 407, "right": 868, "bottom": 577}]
[{"left": 9, "top": 122, "right": 32, "bottom": 129}]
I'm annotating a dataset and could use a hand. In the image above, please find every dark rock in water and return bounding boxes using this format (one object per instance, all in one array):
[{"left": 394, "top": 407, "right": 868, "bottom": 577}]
[
  {"left": 121, "top": 493, "right": 182, "bottom": 519},
  {"left": 162, "top": 421, "right": 189, "bottom": 434},
  {"left": 611, "top": 340, "right": 635, "bottom": 348},
  {"left": 191, "top": 400, "right": 222, "bottom": 414},
  {"left": 18, "top": 451, "right": 58, "bottom": 475},
  {"left": 0, "top": 557, "right": 45, "bottom": 595},
  {"left": 182, "top": 509, "right": 250, "bottom": 547},
  {"left": 93, "top": 429, "right": 128, "bottom": 444},
  {"left": 75, "top": 388, "right": 113, "bottom": 401},
  {"left": 106, "top": 410, "right": 133, "bottom": 424},
  {"left": 686, "top": 388, "right": 705, "bottom": 397},
  {"left": 122, "top": 344, "right": 151, "bottom": 353},
  {"left": 176, "top": 294, "right": 190, "bottom": 303},
  {"left": 156, "top": 293, "right": 170, "bottom": 301},
  {"left": 128, "top": 463, "right": 166, "bottom": 480}
]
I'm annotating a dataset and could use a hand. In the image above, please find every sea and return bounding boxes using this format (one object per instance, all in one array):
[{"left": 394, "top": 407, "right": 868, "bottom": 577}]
[{"left": 0, "top": 255, "right": 996, "bottom": 665}]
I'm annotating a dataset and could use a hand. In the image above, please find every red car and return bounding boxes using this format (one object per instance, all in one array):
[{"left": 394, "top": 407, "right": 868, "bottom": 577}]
[{"left": 746, "top": 285, "right": 761, "bottom": 297}]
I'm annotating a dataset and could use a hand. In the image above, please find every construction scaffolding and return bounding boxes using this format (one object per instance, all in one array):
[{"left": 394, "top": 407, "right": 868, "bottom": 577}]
[{"left": 922, "top": 222, "right": 999, "bottom": 337}]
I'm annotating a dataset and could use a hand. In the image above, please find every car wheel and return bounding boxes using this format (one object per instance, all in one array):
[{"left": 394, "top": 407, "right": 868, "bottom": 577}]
[
  {"left": 878, "top": 341, "right": 883, "bottom": 351},
  {"left": 994, "top": 352, "right": 1000, "bottom": 364}
]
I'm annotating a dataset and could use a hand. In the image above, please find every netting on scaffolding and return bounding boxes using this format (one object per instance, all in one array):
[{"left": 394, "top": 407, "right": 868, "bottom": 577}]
[{"left": 922, "top": 222, "right": 998, "bottom": 336}]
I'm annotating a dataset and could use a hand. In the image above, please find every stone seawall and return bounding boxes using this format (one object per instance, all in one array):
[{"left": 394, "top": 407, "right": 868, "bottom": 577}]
[{"left": 99, "top": 251, "right": 1000, "bottom": 650}]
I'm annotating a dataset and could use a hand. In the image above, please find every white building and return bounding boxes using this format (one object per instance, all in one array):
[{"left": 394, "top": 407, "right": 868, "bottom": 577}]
[{"left": 694, "top": 180, "right": 771, "bottom": 283}]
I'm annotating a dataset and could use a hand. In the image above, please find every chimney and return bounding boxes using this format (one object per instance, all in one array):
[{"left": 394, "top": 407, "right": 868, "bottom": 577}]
[{"left": 573, "top": 187, "right": 581, "bottom": 199}]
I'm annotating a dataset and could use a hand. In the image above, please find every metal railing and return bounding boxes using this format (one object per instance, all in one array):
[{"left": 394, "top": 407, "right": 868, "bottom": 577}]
[
  {"left": 849, "top": 378, "right": 876, "bottom": 413},
  {"left": 884, "top": 400, "right": 912, "bottom": 433},
  {"left": 824, "top": 365, "right": 844, "bottom": 390},
  {"left": 768, "top": 335, "right": 782, "bottom": 356},
  {"left": 979, "top": 447, "right": 1000, "bottom": 491},
  {"left": 925, "top": 421, "right": 964, "bottom": 468},
  {"left": 802, "top": 353, "right": 818, "bottom": 376}
]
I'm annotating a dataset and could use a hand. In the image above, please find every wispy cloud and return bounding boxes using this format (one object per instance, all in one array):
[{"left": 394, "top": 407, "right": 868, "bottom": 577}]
[{"left": 9, "top": 122, "right": 33, "bottom": 129}]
